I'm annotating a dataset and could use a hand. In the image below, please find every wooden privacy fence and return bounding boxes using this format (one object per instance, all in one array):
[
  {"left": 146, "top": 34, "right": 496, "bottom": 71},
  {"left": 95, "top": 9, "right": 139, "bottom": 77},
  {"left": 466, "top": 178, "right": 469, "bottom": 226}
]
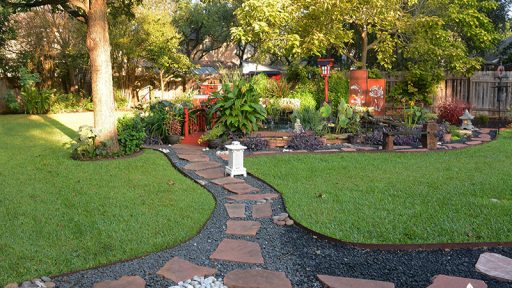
[{"left": 386, "top": 71, "right": 512, "bottom": 116}]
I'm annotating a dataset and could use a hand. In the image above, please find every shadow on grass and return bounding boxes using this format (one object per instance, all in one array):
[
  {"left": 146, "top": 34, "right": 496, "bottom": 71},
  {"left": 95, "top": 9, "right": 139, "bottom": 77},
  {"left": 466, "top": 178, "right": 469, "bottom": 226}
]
[{"left": 41, "top": 115, "right": 78, "bottom": 140}]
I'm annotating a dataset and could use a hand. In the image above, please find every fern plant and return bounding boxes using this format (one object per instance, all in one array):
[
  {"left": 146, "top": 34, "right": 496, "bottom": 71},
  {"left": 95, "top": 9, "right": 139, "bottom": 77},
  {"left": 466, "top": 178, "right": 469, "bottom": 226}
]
[{"left": 210, "top": 79, "right": 267, "bottom": 134}]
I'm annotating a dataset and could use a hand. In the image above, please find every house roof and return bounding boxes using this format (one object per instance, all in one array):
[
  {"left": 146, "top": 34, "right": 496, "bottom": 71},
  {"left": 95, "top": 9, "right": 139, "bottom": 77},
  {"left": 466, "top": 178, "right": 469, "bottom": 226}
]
[
  {"left": 241, "top": 62, "right": 281, "bottom": 75},
  {"left": 192, "top": 66, "right": 218, "bottom": 75}
]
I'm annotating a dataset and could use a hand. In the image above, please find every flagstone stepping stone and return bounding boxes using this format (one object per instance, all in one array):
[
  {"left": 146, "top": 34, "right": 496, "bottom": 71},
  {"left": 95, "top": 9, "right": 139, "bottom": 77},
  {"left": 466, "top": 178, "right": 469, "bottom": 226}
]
[
  {"left": 211, "top": 177, "right": 245, "bottom": 186},
  {"left": 195, "top": 168, "right": 226, "bottom": 179},
  {"left": 314, "top": 149, "right": 339, "bottom": 153},
  {"left": 475, "top": 252, "right": 512, "bottom": 282},
  {"left": 427, "top": 275, "right": 487, "bottom": 288},
  {"left": 226, "top": 220, "right": 261, "bottom": 236},
  {"left": 224, "top": 269, "right": 292, "bottom": 288},
  {"left": 156, "top": 257, "right": 217, "bottom": 283},
  {"left": 210, "top": 239, "right": 264, "bottom": 264},
  {"left": 92, "top": 276, "right": 146, "bottom": 288},
  {"left": 394, "top": 145, "right": 413, "bottom": 150},
  {"left": 479, "top": 128, "right": 492, "bottom": 133},
  {"left": 252, "top": 203, "right": 272, "bottom": 218},
  {"left": 445, "top": 143, "right": 467, "bottom": 149},
  {"left": 340, "top": 148, "right": 357, "bottom": 152},
  {"left": 175, "top": 150, "right": 204, "bottom": 156},
  {"left": 466, "top": 141, "right": 482, "bottom": 145},
  {"left": 356, "top": 146, "right": 377, "bottom": 151},
  {"left": 177, "top": 154, "right": 210, "bottom": 162},
  {"left": 252, "top": 151, "right": 279, "bottom": 156},
  {"left": 224, "top": 183, "right": 260, "bottom": 194},
  {"left": 472, "top": 137, "right": 492, "bottom": 142},
  {"left": 477, "top": 133, "right": 492, "bottom": 139},
  {"left": 173, "top": 144, "right": 203, "bottom": 150},
  {"left": 317, "top": 275, "right": 395, "bottom": 288},
  {"left": 225, "top": 203, "right": 246, "bottom": 218},
  {"left": 227, "top": 193, "right": 280, "bottom": 201},
  {"left": 184, "top": 161, "right": 221, "bottom": 171}
]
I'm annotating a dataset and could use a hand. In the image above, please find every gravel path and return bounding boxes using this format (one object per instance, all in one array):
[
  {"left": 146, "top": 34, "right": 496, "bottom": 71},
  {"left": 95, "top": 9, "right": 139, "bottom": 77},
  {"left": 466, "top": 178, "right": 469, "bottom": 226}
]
[{"left": 53, "top": 145, "right": 512, "bottom": 288}]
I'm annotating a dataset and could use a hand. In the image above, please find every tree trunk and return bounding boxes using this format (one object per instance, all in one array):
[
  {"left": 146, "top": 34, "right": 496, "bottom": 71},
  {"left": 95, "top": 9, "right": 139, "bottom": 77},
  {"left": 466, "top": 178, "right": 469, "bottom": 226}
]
[
  {"left": 86, "top": 0, "right": 119, "bottom": 151},
  {"left": 160, "top": 70, "right": 165, "bottom": 98},
  {"left": 361, "top": 27, "right": 368, "bottom": 70}
]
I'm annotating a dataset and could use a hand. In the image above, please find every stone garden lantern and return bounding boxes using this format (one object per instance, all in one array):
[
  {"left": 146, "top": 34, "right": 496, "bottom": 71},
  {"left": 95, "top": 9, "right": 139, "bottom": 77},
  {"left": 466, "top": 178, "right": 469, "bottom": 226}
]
[
  {"left": 225, "top": 141, "right": 247, "bottom": 177},
  {"left": 460, "top": 109, "right": 475, "bottom": 130}
]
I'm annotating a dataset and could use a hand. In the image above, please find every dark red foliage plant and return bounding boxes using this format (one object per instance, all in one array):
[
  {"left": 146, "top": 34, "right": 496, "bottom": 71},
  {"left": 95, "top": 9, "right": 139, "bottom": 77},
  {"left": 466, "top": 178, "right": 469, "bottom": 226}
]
[{"left": 436, "top": 101, "right": 470, "bottom": 125}]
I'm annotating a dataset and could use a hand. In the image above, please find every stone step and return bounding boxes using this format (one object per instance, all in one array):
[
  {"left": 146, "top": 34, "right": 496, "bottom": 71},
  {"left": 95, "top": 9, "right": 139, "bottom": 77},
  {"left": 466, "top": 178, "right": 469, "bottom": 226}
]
[
  {"left": 227, "top": 193, "right": 280, "bottom": 201},
  {"left": 427, "top": 275, "right": 487, "bottom": 288},
  {"left": 224, "top": 183, "right": 260, "bottom": 195},
  {"left": 184, "top": 161, "right": 221, "bottom": 171},
  {"left": 195, "top": 168, "right": 226, "bottom": 179},
  {"left": 211, "top": 177, "right": 245, "bottom": 186},
  {"left": 210, "top": 239, "right": 264, "bottom": 264},
  {"left": 252, "top": 203, "right": 272, "bottom": 218},
  {"left": 156, "top": 257, "right": 217, "bottom": 283},
  {"left": 93, "top": 276, "right": 146, "bottom": 288},
  {"left": 225, "top": 203, "right": 246, "bottom": 218},
  {"left": 224, "top": 269, "right": 292, "bottom": 288},
  {"left": 226, "top": 220, "right": 261, "bottom": 236},
  {"left": 177, "top": 154, "right": 210, "bottom": 162},
  {"left": 317, "top": 275, "right": 395, "bottom": 288},
  {"left": 475, "top": 252, "right": 512, "bottom": 282}
]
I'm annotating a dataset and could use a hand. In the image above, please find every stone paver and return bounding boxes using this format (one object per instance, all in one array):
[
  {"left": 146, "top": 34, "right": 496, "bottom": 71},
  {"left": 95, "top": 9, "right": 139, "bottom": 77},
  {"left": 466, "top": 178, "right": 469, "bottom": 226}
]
[
  {"left": 195, "top": 168, "right": 226, "bottom": 179},
  {"left": 466, "top": 141, "right": 483, "bottom": 145},
  {"left": 427, "top": 275, "right": 487, "bottom": 288},
  {"left": 252, "top": 203, "right": 272, "bottom": 218},
  {"left": 210, "top": 239, "right": 264, "bottom": 264},
  {"left": 477, "top": 133, "right": 492, "bottom": 139},
  {"left": 397, "top": 148, "right": 429, "bottom": 152},
  {"left": 211, "top": 177, "right": 245, "bottom": 186},
  {"left": 340, "top": 148, "right": 357, "bottom": 152},
  {"left": 184, "top": 161, "right": 221, "bottom": 171},
  {"left": 227, "top": 193, "right": 280, "bottom": 201},
  {"left": 224, "top": 183, "right": 260, "bottom": 194},
  {"left": 92, "top": 276, "right": 146, "bottom": 288},
  {"left": 356, "top": 146, "right": 377, "bottom": 151},
  {"left": 394, "top": 145, "right": 413, "bottom": 150},
  {"left": 226, "top": 220, "right": 261, "bottom": 236},
  {"left": 177, "top": 154, "right": 210, "bottom": 162},
  {"left": 225, "top": 203, "right": 246, "bottom": 218},
  {"left": 224, "top": 269, "right": 292, "bottom": 288},
  {"left": 175, "top": 149, "right": 204, "bottom": 156},
  {"left": 479, "top": 128, "right": 492, "bottom": 133},
  {"left": 156, "top": 257, "right": 217, "bottom": 283},
  {"left": 317, "top": 275, "right": 395, "bottom": 288},
  {"left": 472, "top": 137, "right": 492, "bottom": 142},
  {"left": 475, "top": 252, "right": 512, "bottom": 282},
  {"left": 445, "top": 143, "right": 468, "bottom": 149}
]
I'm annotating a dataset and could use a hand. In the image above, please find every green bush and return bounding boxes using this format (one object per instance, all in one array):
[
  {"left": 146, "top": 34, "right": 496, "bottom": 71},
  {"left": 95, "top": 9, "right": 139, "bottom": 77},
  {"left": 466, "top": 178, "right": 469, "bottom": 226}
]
[
  {"left": 50, "top": 93, "right": 93, "bottom": 113},
  {"left": 70, "top": 125, "right": 109, "bottom": 160},
  {"left": 289, "top": 84, "right": 317, "bottom": 110},
  {"left": 4, "top": 90, "right": 20, "bottom": 113},
  {"left": 115, "top": 90, "right": 129, "bottom": 110},
  {"left": 117, "top": 114, "right": 146, "bottom": 155},
  {"left": 292, "top": 107, "right": 325, "bottom": 135},
  {"left": 210, "top": 79, "right": 267, "bottom": 134},
  {"left": 20, "top": 86, "right": 54, "bottom": 114}
]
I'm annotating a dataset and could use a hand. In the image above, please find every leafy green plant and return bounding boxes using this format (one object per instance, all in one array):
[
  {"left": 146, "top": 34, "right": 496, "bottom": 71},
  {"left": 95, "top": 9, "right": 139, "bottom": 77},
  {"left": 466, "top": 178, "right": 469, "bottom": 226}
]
[
  {"left": 4, "top": 90, "right": 20, "bottom": 113},
  {"left": 210, "top": 79, "right": 267, "bottom": 134},
  {"left": 289, "top": 86, "right": 317, "bottom": 110},
  {"left": 319, "top": 102, "right": 332, "bottom": 118},
  {"left": 336, "top": 98, "right": 361, "bottom": 134},
  {"left": 20, "top": 86, "right": 54, "bottom": 114},
  {"left": 71, "top": 125, "right": 110, "bottom": 160},
  {"left": 402, "top": 103, "right": 423, "bottom": 127},
  {"left": 198, "top": 124, "right": 226, "bottom": 144},
  {"left": 292, "top": 107, "right": 324, "bottom": 133},
  {"left": 117, "top": 114, "right": 146, "bottom": 155},
  {"left": 142, "top": 100, "right": 172, "bottom": 138}
]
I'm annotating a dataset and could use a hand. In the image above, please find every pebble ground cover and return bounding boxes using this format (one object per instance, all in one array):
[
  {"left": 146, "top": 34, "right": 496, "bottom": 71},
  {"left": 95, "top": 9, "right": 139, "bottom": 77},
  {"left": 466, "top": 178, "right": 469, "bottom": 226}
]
[
  {"left": 0, "top": 114, "right": 215, "bottom": 285},
  {"left": 245, "top": 131, "right": 512, "bottom": 244}
]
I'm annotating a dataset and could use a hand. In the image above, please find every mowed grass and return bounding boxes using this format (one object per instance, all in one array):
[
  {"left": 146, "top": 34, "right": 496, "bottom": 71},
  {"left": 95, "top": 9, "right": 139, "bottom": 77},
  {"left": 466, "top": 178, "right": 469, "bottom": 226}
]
[
  {"left": 246, "top": 132, "right": 512, "bottom": 244},
  {"left": 0, "top": 114, "right": 215, "bottom": 285}
]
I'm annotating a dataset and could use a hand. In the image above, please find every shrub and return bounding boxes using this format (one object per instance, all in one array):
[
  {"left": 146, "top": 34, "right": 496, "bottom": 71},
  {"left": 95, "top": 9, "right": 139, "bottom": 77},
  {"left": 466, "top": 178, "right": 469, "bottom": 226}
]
[
  {"left": 4, "top": 90, "right": 20, "bottom": 113},
  {"left": 50, "top": 93, "right": 93, "bottom": 113},
  {"left": 142, "top": 100, "right": 172, "bottom": 139},
  {"left": 336, "top": 98, "right": 361, "bottom": 134},
  {"left": 117, "top": 114, "right": 146, "bottom": 155},
  {"left": 289, "top": 83, "right": 317, "bottom": 110},
  {"left": 20, "top": 86, "right": 54, "bottom": 114},
  {"left": 241, "top": 136, "right": 269, "bottom": 151},
  {"left": 436, "top": 101, "right": 469, "bottom": 125},
  {"left": 287, "top": 133, "right": 324, "bottom": 151},
  {"left": 71, "top": 125, "right": 109, "bottom": 160},
  {"left": 210, "top": 79, "right": 267, "bottom": 134},
  {"left": 199, "top": 125, "right": 226, "bottom": 144},
  {"left": 291, "top": 107, "right": 324, "bottom": 134}
]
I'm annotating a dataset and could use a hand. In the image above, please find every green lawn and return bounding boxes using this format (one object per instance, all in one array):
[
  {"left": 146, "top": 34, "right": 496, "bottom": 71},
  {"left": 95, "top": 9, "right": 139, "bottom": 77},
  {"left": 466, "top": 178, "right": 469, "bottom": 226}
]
[
  {"left": 0, "top": 114, "right": 215, "bottom": 285},
  {"left": 246, "top": 132, "right": 512, "bottom": 244}
]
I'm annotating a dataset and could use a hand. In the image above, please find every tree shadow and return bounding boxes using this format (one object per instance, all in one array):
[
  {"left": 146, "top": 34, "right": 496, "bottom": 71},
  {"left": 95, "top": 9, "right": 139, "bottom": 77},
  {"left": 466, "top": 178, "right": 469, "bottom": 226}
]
[{"left": 40, "top": 115, "right": 78, "bottom": 140}]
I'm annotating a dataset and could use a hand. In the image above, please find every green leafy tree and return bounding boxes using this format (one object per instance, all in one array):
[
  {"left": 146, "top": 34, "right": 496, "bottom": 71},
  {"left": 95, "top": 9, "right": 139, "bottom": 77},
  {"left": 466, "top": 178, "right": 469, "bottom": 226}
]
[{"left": 3, "top": 0, "right": 142, "bottom": 151}]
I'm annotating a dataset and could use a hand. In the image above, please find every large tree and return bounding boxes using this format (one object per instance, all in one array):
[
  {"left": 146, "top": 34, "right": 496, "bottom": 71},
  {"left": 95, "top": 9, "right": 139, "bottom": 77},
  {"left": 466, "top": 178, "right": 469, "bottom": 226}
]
[{"left": 4, "top": 0, "right": 140, "bottom": 151}]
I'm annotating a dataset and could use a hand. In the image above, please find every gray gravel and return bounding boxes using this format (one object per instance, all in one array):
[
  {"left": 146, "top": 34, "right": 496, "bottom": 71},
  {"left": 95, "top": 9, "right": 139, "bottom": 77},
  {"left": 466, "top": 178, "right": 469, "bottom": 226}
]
[{"left": 52, "top": 147, "right": 512, "bottom": 288}]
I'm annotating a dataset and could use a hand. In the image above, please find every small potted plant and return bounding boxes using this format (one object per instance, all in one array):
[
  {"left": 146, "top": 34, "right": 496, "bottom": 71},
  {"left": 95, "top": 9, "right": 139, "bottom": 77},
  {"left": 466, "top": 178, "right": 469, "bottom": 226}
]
[
  {"left": 166, "top": 113, "right": 182, "bottom": 145},
  {"left": 199, "top": 125, "right": 226, "bottom": 149}
]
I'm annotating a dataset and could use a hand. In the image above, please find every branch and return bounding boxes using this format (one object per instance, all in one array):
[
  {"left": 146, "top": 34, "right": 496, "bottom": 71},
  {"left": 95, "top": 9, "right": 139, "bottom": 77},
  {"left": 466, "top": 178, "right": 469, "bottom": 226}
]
[{"left": 6, "top": 0, "right": 88, "bottom": 21}]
